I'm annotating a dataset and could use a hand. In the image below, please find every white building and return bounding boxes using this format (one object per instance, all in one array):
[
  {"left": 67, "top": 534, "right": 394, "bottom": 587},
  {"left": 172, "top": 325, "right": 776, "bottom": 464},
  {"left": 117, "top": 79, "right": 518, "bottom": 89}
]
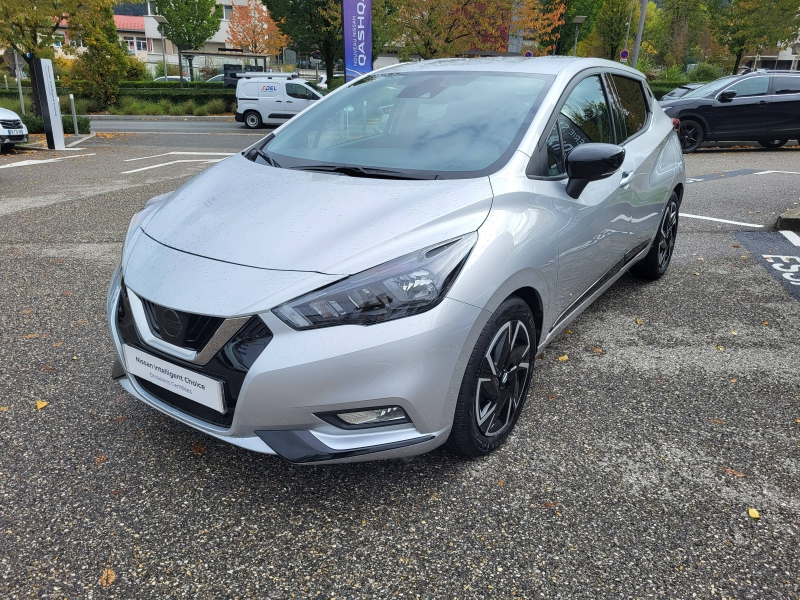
[{"left": 743, "top": 40, "right": 800, "bottom": 71}]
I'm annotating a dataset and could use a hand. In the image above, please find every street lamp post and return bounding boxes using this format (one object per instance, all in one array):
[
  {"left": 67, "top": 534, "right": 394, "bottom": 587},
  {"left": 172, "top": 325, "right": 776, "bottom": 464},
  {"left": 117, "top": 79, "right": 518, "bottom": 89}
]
[
  {"left": 572, "top": 16, "right": 586, "bottom": 57},
  {"left": 153, "top": 15, "right": 168, "bottom": 80}
]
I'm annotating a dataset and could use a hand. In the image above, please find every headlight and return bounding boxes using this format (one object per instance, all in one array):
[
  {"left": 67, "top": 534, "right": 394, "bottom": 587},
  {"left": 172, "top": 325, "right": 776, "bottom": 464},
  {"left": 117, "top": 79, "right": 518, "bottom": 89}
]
[{"left": 274, "top": 233, "right": 478, "bottom": 329}]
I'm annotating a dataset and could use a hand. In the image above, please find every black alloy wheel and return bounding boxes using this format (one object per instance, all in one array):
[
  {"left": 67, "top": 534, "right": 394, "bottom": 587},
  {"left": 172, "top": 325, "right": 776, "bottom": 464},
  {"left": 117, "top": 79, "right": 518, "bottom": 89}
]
[
  {"left": 679, "top": 119, "right": 704, "bottom": 153},
  {"left": 758, "top": 139, "right": 788, "bottom": 149},
  {"left": 448, "top": 297, "right": 536, "bottom": 457},
  {"left": 631, "top": 192, "right": 680, "bottom": 280}
]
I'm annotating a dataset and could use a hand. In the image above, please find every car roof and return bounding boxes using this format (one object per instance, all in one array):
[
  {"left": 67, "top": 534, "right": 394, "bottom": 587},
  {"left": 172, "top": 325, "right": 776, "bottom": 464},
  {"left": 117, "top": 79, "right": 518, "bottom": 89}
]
[{"left": 377, "top": 56, "right": 646, "bottom": 80}]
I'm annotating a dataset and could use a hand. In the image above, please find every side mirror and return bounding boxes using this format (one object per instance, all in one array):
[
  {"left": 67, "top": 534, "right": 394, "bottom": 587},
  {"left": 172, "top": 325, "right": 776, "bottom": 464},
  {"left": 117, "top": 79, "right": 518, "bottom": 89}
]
[
  {"left": 565, "top": 143, "right": 626, "bottom": 199},
  {"left": 718, "top": 90, "right": 737, "bottom": 102}
]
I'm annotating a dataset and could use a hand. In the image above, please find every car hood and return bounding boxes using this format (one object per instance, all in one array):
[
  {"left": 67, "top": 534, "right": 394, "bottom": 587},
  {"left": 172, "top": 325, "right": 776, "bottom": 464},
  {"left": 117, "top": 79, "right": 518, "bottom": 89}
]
[
  {"left": 143, "top": 153, "right": 494, "bottom": 275},
  {"left": 0, "top": 107, "right": 22, "bottom": 121}
]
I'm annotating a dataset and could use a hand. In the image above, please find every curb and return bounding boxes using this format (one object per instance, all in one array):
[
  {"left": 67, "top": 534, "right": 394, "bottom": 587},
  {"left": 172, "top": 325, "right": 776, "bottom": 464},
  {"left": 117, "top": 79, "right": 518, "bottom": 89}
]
[
  {"left": 776, "top": 207, "right": 800, "bottom": 232},
  {"left": 85, "top": 115, "right": 235, "bottom": 122}
]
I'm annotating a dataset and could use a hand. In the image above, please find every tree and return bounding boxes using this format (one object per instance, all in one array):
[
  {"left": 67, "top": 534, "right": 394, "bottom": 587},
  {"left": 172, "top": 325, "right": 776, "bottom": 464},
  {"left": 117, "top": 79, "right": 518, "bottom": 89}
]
[
  {"left": 227, "top": 0, "right": 289, "bottom": 57},
  {"left": 0, "top": 0, "right": 113, "bottom": 114},
  {"left": 397, "top": 0, "right": 565, "bottom": 60},
  {"left": 593, "top": 0, "right": 630, "bottom": 59},
  {"left": 554, "top": 0, "right": 603, "bottom": 55},
  {"left": 154, "top": 0, "right": 222, "bottom": 80},
  {"left": 66, "top": 4, "right": 129, "bottom": 107},
  {"left": 263, "top": 0, "right": 342, "bottom": 82},
  {"left": 660, "top": 0, "right": 709, "bottom": 65},
  {"left": 713, "top": 0, "right": 800, "bottom": 73}
]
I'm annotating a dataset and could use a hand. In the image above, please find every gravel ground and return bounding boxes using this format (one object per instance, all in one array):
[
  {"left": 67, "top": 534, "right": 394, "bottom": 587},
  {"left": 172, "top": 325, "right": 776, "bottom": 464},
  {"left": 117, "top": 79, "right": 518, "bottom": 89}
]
[{"left": 1, "top": 135, "right": 798, "bottom": 598}]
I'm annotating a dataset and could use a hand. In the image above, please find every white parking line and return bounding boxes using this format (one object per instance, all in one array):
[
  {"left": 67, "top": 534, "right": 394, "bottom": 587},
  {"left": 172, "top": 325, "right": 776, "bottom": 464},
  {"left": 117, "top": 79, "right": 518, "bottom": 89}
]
[
  {"left": 753, "top": 170, "right": 800, "bottom": 175},
  {"left": 124, "top": 151, "right": 235, "bottom": 162},
  {"left": 780, "top": 230, "right": 800, "bottom": 246},
  {"left": 121, "top": 158, "right": 226, "bottom": 174},
  {"left": 0, "top": 153, "right": 96, "bottom": 170},
  {"left": 680, "top": 213, "right": 763, "bottom": 228}
]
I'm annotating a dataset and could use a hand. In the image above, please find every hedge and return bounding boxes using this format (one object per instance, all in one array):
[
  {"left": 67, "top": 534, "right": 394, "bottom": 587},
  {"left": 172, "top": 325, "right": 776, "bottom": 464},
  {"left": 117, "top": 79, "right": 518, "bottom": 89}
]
[{"left": 20, "top": 113, "right": 91, "bottom": 135}]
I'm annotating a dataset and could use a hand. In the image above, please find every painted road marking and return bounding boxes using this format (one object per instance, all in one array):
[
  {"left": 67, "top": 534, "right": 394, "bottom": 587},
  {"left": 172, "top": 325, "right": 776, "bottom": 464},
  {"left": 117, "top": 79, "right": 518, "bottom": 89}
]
[
  {"left": 0, "top": 153, "right": 96, "bottom": 170},
  {"left": 680, "top": 213, "right": 763, "bottom": 228},
  {"left": 753, "top": 170, "right": 800, "bottom": 175},
  {"left": 685, "top": 169, "right": 760, "bottom": 184},
  {"left": 121, "top": 158, "right": 226, "bottom": 174},
  {"left": 124, "top": 151, "right": 235, "bottom": 162},
  {"left": 735, "top": 231, "right": 800, "bottom": 302},
  {"left": 780, "top": 230, "right": 800, "bottom": 246}
]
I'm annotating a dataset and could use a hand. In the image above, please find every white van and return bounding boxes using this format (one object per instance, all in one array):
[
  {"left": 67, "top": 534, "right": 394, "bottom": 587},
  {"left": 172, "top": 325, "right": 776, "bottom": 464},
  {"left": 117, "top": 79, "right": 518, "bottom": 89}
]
[{"left": 234, "top": 75, "right": 323, "bottom": 129}]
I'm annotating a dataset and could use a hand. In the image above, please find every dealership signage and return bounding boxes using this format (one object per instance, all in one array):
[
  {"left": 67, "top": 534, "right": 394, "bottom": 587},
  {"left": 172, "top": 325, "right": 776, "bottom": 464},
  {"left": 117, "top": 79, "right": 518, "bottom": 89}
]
[
  {"left": 32, "top": 58, "right": 65, "bottom": 150},
  {"left": 342, "top": 0, "right": 372, "bottom": 82}
]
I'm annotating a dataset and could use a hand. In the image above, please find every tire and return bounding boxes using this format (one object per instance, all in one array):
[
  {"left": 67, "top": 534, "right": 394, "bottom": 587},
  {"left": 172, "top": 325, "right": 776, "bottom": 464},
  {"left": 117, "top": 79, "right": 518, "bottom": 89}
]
[
  {"left": 631, "top": 191, "right": 679, "bottom": 281},
  {"left": 243, "top": 111, "right": 262, "bottom": 129},
  {"left": 448, "top": 297, "right": 536, "bottom": 457},
  {"left": 758, "top": 139, "right": 788, "bottom": 149},
  {"left": 679, "top": 119, "right": 704, "bottom": 153}
]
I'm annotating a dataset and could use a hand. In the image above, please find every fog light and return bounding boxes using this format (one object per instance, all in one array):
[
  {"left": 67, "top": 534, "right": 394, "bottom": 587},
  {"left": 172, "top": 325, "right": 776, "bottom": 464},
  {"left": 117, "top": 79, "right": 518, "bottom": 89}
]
[{"left": 319, "top": 406, "right": 410, "bottom": 429}]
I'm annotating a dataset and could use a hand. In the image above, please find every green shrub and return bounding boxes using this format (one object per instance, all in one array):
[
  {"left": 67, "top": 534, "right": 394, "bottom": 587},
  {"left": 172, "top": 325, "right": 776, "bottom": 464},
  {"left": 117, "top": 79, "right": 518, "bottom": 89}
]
[
  {"left": 21, "top": 113, "right": 43, "bottom": 132},
  {"left": 657, "top": 65, "right": 687, "bottom": 82},
  {"left": 691, "top": 62, "right": 723, "bottom": 81},
  {"left": 203, "top": 98, "right": 227, "bottom": 114},
  {"left": 62, "top": 115, "right": 91, "bottom": 134}
]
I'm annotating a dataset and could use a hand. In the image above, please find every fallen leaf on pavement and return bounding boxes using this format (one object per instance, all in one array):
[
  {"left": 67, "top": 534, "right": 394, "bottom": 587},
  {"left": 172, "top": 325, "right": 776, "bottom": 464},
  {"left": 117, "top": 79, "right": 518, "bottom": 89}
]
[
  {"left": 95, "top": 454, "right": 107, "bottom": 465},
  {"left": 72, "top": 356, "right": 78, "bottom": 360},
  {"left": 76, "top": 319, "right": 88, "bottom": 325},
  {"left": 111, "top": 489, "right": 126, "bottom": 495},
  {"left": 748, "top": 508, "right": 760, "bottom": 519},
  {"left": 497, "top": 480, "right": 504, "bottom": 486},
  {"left": 732, "top": 244, "right": 740, "bottom": 248},
  {"left": 557, "top": 354, "right": 569, "bottom": 362},
  {"left": 20, "top": 309, "right": 31, "bottom": 314},
  {"left": 60, "top": 290, "right": 71, "bottom": 296},
  {"left": 35, "top": 400, "right": 48, "bottom": 410},
  {"left": 694, "top": 272, "right": 700, "bottom": 276},
  {"left": 730, "top": 378, "right": 737, "bottom": 383},
  {"left": 546, "top": 394, "right": 555, "bottom": 400},
  {"left": 635, "top": 318, "right": 644, "bottom": 326},
  {"left": 0, "top": 406, "right": 9, "bottom": 412},
  {"left": 43, "top": 364, "right": 55, "bottom": 373},
  {"left": 716, "top": 345, "right": 724, "bottom": 351},
  {"left": 23, "top": 333, "right": 39, "bottom": 339},
  {"left": 192, "top": 442, "right": 206, "bottom": 455},
  {"left": 99, "top": 568, "right": 116, "bottom": 587},
  {"left": 709, "top": 418, "right": 725, "bottom": 425},
  {"left": 719, "top": 467, "right": 745, "bottom": 478},
  {"left": 542, "top": 501, "right": 556, "bottom": 508},
  {"left": 112, "top": 416, "right": 127, "bottom": 423},
  {"left": 592, "top": 347, "right": 603, "bottom": 354},
  {"left": 52, "top": 340, "right": 64, "bottom": 347},
  {"left": 730, "top": 330, "right": 737, "bottom": 336},
  {"left": 565, "top": 329, "right": 573, "bottom": 334}
]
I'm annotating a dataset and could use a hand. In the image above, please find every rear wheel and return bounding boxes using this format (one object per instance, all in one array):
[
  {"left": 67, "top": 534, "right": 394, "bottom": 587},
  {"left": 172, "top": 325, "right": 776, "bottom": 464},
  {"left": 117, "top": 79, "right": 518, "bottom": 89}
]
[
  {"left": 243, "top": 111, "right": 262, "bottom": 129},
  {"left": 631, "top": 192, "right": 679, "bottom": 280},
  {"left": 679, "top": 119, "right": 704, "bottom": 153},
  {"left": 448, "top": 297, "right": 536, "bottom": 457},
  {"left": 758, "top": 139, "right": 788, "bottom": 149}
]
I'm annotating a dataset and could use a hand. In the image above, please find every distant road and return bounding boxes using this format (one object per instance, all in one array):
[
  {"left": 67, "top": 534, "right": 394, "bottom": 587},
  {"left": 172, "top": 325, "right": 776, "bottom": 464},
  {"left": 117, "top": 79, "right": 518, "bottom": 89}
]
[{"left": 89, "top": 118, "right": 271, "bottom": 135}]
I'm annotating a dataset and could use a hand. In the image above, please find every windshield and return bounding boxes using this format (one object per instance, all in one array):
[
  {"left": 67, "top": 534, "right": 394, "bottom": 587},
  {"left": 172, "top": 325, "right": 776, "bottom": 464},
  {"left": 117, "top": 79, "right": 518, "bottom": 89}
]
[
  {"left": 682, "top": 76, "right": 738, "bottom": 99},
  {"left": 262, "top": 71, "right": 552, "bottom": 178}
]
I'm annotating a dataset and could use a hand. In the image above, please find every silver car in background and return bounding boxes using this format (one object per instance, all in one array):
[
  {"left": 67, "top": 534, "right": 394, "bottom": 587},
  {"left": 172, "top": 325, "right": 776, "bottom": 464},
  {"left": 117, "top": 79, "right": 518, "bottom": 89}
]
[{"left": 109, "top": 57, "right": 685, "bottom": 463}]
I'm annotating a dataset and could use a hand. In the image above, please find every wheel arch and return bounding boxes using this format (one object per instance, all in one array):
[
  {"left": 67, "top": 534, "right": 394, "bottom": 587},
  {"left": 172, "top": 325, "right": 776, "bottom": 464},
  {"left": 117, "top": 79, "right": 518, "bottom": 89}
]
[
  {"left": 678, "top": 113, "right": 710, "bottom": 137},
  {"left": 508, "top": 286, "right": 544, "bottom": 348}
]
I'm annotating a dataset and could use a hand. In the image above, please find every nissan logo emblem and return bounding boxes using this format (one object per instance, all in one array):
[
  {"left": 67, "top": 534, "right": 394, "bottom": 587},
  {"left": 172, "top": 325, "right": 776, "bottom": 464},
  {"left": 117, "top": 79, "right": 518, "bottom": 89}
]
[{"left": 160, "top": 309, "right": 183, "bottom": 339}]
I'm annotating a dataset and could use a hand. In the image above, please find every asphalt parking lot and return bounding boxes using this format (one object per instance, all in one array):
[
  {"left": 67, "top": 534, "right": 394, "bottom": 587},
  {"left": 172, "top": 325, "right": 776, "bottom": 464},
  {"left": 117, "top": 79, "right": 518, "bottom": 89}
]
[{"left": 1, "top": 132, "right": 799, "bottom": 598}]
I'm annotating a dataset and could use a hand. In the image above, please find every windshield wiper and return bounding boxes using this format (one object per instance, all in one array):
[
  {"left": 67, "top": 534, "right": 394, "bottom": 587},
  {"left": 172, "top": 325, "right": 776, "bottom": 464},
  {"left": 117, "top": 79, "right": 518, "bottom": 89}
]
[
  {"left": 255, "top": 148, "right": 282, "bottom": 168},
  {"left": 289, "top": 164, "right": 432, "bottom": 180}
]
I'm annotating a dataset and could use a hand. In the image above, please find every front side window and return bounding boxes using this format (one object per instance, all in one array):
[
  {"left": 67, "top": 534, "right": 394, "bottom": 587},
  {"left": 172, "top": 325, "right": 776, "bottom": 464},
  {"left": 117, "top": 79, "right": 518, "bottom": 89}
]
[
  {"left": 608, "top": 74, "right": 648, "bottom": 142},
  {"left": 682, "top": 76, "right": 737, "bottom": 99},
  {"left": 286, "top": 83, "right": 315, "bottom": 100},
  {"left": 774, "top": 76, "right": 800, "bottom": 95},
  {"left": 723, "top": 77, "right": 769, "bottom": 98},
  {"left": 559, "top": 75, "right": 612, "bottom": 156},
  {"left": 263, "top": 71, "right": 552, "bottom": 178}
]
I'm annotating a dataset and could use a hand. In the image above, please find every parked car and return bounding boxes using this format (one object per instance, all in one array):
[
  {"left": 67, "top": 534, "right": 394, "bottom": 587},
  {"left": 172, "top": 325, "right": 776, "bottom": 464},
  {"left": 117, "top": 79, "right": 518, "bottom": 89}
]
[
  {"left": 153, "top": 76, "right": 183, "bottom": 83},
  {"left": 659, "top": 70, "right": 800, "bottom": 152},
  {"left": 660, "top": 83, "right": 704, "bottom": 101},
  {"left": 317, "top": 73, "right": 344, "bottom": 90},
  {"left": 204, "top": 74, "right": 224, "bottom": 83},
  {"left": 109, "top": 57, "right": 685, "bottom": 463},
  {"left": 234, "top": 75, "right": 322, "bottom": 128},
  {"left": 0, "top": 107, "right": 28, "bottom": 152}
]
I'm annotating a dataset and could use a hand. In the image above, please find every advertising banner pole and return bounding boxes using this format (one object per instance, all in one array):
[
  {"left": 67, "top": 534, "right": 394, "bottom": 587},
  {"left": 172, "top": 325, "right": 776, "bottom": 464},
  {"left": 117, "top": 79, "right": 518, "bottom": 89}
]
[
  {"left": 342, "top": 0, "right": 372, "bottom": 82},
  {"left": 32, "top": 58, "right": 65, "bottom": 150}
]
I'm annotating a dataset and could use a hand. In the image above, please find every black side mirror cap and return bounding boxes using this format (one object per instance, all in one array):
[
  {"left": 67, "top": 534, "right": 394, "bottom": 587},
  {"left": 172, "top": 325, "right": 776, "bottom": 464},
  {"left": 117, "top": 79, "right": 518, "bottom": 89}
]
[
  {"left": 718, "top": 90, "right": 736, "bottom": 102},
  {"left": 565, "top": 143, "right": 626, "bottom": 199}
]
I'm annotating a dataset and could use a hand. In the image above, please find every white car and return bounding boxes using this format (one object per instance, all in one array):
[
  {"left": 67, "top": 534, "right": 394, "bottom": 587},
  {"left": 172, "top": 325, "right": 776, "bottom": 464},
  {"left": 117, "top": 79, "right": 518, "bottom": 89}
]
[
  {"left": 0, "top": 107, "right": 28, "bottom": 151},
  {"left": 234, "top": 75, "right": 322, "bottom": 128}
]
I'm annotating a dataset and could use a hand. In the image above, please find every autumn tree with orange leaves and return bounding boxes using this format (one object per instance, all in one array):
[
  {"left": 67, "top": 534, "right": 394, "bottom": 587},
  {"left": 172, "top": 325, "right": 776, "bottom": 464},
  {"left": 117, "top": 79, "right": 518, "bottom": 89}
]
[
  {"left": 226, "top": 0, "right": 289, "bottom": 57},
  {"left": 398, "top": 0, "right": 566, "bottom": 60}
]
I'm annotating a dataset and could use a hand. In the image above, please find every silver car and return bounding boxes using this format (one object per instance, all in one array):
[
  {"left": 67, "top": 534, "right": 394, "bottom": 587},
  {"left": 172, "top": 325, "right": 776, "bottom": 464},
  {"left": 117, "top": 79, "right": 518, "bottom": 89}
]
[{"left": 109, "top": 57, "right": 685, "bottom": 463}]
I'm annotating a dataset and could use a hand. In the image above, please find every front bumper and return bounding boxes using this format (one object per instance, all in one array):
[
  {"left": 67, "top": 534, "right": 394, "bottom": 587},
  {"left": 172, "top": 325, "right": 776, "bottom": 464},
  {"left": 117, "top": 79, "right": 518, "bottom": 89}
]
[
  {"left": 234, "top": 112, "right": 244, "bottom": 122},
  {"left": 107, "top": 264, "right": 487, "bottom": 463},
  {"left": 0, "top": 133, "right": 28, "bottom": 145}
]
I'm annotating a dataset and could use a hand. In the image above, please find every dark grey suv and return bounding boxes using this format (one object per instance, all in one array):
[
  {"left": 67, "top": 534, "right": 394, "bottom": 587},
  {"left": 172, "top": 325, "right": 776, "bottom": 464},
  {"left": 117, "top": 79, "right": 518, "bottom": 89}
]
[{"left": 658, "top": 70, "right": 800, "bottom": 152}]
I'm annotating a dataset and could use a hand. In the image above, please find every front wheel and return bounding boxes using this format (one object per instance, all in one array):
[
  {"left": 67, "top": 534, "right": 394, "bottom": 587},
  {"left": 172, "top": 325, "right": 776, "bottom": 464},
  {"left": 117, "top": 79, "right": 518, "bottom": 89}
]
[
  {"left": 243, "top": 111, "right": 262, "bottom": 129},
  {"left": 679, "top": 119, "right": 704, "bottom": 153},
  {"left": 758, "top": 139, "right": 788, "bottom": 149},
  {"left": 631, "top": 192, "right": 679, "bottom": 281},
  {"left": 448, "top": 297, "right": 536, "bottom": 457}
]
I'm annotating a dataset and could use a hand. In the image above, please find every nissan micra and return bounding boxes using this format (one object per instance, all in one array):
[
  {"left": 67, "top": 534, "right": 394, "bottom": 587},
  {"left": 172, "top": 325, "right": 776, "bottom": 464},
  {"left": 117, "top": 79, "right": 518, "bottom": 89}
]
[{"left": 109, "top": 57, "right": 685, "bottom": 463}]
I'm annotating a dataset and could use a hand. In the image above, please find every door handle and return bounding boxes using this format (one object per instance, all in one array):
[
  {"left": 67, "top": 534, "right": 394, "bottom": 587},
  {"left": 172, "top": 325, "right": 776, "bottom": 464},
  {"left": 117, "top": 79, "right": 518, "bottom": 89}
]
[
  {"left": 286, "top": 100, "right": 293, "bottom": 103},
  {"left": 757, "top": 100, "right": 768, "bottom": 106},
  {"left": 619, "top": 171, "right": 635, "bottom": 187}
]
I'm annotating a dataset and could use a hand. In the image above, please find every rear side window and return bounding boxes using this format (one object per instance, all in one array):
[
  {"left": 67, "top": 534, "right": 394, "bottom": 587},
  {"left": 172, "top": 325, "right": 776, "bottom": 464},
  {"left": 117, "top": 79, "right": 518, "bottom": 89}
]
[
  {"left": 773, "top": 76, "right": 800, "bottom": 95},
  {"left": 559, "top": 75, "right": 613, "bottom": 154},
  {"left": 724, "top": 77, "right": 769, "bottom": 98},
  {"left": 608, "top": 75, "right": 648, "bottom": 142}
]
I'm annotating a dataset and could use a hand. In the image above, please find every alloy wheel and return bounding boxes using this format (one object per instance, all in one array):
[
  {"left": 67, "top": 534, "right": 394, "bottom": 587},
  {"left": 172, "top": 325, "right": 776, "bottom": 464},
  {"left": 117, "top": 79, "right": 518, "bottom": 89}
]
[
  {"left": 658, "top": 201, "right": 678, "bottom": 271},
  {"left": 475, "top": 320, "right": 531, "bottom": 437},
  {"left": 680, "top": 123, "right": 700, "bottom": 151}
]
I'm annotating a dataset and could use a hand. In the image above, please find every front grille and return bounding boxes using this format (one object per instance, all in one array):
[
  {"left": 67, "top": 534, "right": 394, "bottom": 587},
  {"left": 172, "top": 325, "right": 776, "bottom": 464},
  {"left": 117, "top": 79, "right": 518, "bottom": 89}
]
[
  {"left": 116, "top": 286, "right": 272, "bottom": 427},
  {"left": 0, "top": 119, "right": 23, "bottom": 129},
  {"left": 140, "top": 297, "right": 224, "bottom": 352}
]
